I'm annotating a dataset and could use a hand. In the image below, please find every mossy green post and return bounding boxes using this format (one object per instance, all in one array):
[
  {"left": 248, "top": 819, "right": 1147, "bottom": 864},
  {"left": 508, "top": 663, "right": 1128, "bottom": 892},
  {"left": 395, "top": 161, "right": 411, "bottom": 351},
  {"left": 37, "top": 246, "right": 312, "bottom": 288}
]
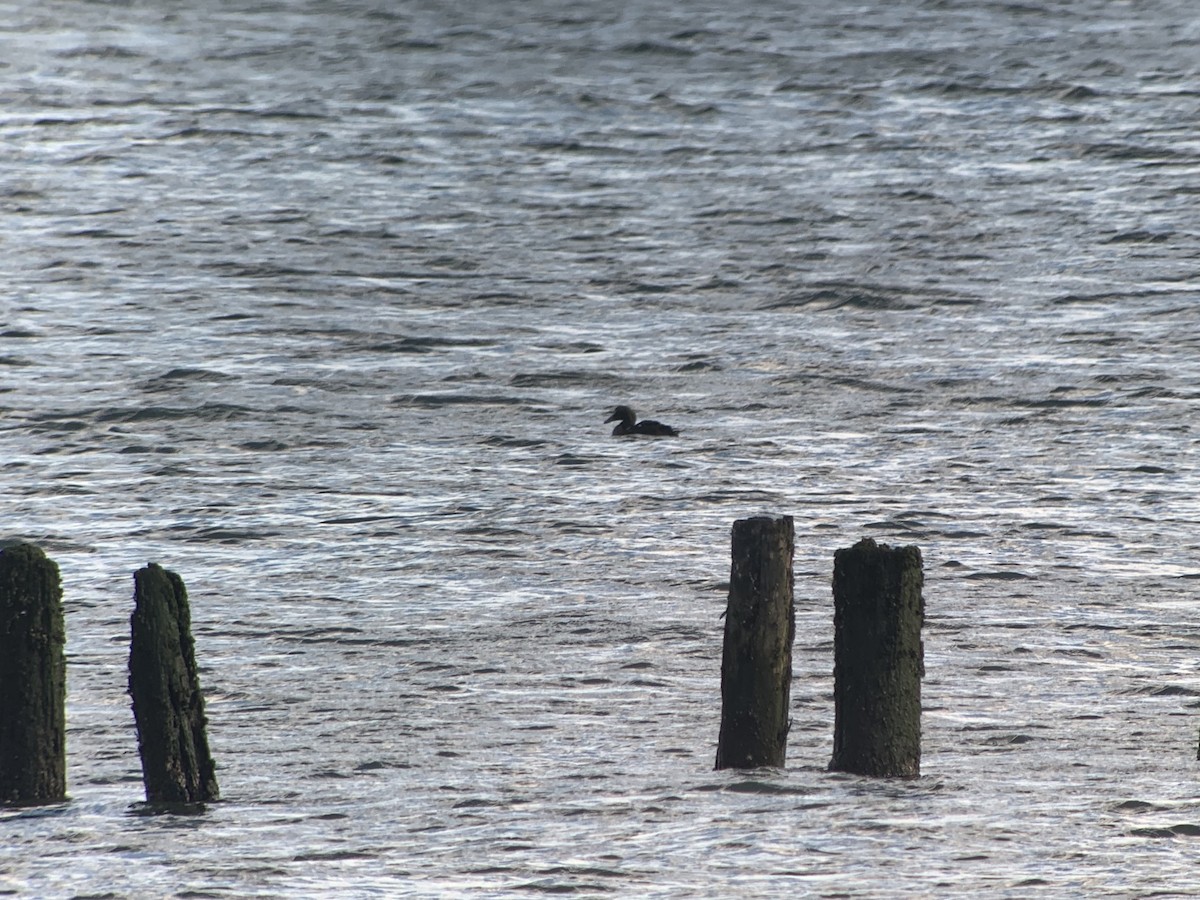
[
  {"left": 715, "top": 515, "right": 795, "bottom": 770},
  {"left": 0, "top": 543, "right": 67, "bottom": 806},
  {"left": 830, "top": 538, "right": 924, "bottom": 778},
  {"left": 129, "top": 563, "right": 219, "bottom": 804}
]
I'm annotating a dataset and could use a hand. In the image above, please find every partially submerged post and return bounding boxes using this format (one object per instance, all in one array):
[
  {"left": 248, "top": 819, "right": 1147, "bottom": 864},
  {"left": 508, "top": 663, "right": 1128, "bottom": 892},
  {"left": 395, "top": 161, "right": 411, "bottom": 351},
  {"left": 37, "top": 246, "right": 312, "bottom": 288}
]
[
  {"left": 715, "top": 515, "right": 795, "bottom": 770},
  {"left": 830, "top": 538, "right": 924, "bottom": 778},
  {"left": 129, "top": 563, "right": 219, "bottom": 804},
  {"left": 0, "top": 543, "right": 67, "bottom": 805}
]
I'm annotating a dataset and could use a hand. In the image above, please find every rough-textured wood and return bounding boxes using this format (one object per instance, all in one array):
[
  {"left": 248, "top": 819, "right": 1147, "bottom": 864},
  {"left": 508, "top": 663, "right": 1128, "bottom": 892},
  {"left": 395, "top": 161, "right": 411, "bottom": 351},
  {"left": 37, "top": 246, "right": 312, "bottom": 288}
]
[
  {"left": 830, "top": 538, "right": 924, "bottom": 778},
  {"left": 715, "top": 515, "right": 795, "bottom": 770},
  {"left": 0, "top": 543, "right": 67, "bottom": 806},
  {"left": 129, "top": 563, "right": 219, "bottom": 803}
]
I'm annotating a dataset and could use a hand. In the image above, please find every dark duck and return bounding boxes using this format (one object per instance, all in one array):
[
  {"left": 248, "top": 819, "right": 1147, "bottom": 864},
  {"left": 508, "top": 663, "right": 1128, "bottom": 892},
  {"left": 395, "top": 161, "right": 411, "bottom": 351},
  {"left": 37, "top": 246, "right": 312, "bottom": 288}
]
[{"left": 605, "top": 405, "right": 678, "bottom": 437}]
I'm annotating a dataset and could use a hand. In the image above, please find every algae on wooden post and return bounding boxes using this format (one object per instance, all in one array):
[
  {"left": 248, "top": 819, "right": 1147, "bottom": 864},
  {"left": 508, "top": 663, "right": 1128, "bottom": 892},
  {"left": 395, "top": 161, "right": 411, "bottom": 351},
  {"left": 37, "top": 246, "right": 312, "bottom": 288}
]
[
  {"left": 0, "top": 543, "right": 67, "bottom": 806},
  {"left": 830, "top": 538, "right": 924, "bottom": 778},
  {"left": 129, "top": 563, "right": 219, "bottom": 804},
  {"left": 716, "top": 515, "right": 795, "bottom": 770}
]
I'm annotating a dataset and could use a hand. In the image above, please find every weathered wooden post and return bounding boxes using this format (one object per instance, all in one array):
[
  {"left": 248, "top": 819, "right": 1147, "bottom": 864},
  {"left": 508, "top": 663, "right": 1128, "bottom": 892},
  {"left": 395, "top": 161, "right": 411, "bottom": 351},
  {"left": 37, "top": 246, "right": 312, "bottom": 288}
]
[
  {"left": 129, "top": 563, "right": 219, "bottom": 804},
  {"left": 0, "top": 543, "right": 67, "bottom": 806},
  {"left": 830, "top": 538, "right": 924, "bottom": 777},
  {"left": 715, "top": 515, "right": 795, "bottom": 770}
]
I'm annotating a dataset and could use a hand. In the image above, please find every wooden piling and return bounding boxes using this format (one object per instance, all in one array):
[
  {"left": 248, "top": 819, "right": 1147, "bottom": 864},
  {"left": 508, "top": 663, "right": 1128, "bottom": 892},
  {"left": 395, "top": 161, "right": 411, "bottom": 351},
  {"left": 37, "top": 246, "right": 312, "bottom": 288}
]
[
  {"left": 0, "top": 543, "right": 67, "bottom": 806},
  {"left": 830, "top": 538, "right": 924, "bottom": 778},
  {"left": 715, "top": 515, "right": 795, "bottom": 770},
  {"left": 129, "top": 563, "right": 219, "bottom": 804}
]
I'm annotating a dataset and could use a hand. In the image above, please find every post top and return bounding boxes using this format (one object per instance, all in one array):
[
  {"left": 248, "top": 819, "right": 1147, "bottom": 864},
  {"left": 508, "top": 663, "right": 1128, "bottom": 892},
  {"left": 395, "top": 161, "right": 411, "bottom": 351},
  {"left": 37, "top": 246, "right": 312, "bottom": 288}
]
[{"left": 733, "top": 513, "right": 794, "bottom": 525}]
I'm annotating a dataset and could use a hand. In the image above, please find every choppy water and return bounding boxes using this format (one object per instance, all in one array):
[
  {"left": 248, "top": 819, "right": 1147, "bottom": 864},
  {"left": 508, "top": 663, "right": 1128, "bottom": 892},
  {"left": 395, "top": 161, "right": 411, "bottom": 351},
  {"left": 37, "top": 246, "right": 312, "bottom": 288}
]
[{"left": 3, "top": 0, "right": 1200, "bottom": 896}]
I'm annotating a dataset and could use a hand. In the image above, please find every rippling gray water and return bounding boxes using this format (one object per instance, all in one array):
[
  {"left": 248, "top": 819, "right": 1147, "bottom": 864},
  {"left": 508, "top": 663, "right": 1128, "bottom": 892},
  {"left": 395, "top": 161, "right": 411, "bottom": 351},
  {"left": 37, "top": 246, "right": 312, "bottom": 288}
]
[{"left": 3, "top": 0, "right": 1200, "bottom": 896}]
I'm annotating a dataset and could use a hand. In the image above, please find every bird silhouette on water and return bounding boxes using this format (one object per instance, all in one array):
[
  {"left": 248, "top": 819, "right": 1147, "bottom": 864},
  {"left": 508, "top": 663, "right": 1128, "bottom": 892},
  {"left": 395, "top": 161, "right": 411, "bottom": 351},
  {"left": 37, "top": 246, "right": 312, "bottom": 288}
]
[{"left": 604, "top": 405, "right": 679, "bottom": 437}]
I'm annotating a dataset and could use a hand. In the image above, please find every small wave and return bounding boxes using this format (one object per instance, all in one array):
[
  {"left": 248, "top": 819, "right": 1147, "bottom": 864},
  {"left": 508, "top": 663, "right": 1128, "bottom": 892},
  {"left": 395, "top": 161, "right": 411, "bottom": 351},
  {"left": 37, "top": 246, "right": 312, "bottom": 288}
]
[
  {"left": 690, "top": 490, "right": 783, "bottom": 504},
  {"left": 523, "top": 139, "right": 634, "bottom": 156},
  {"left": 392, "top": 393, "right": 530, "bottom": 407},
  {"left": 160, "top": 126, "right": 267, "bottom": 141},
  {"left": 1017, "top": 395, "right": 1110, "bottom": 409},
  {"left": 1103, "top": 229, "right": 1175, "bottom": 244},
  {"left": 828, "top": 376, "right": 912, "bottom": 395},
  {"left": 964, "top": 570, "right": 1034, "bottom": 581},
  {"left": 140, "top": 368, "right": 235, "bottom": 391},
  {"left": 96, "top": 403, "right": 254, "bottom": 423},
  {"left": 58, "top": 44, "right": 145, "bottom": 59},
  {"left": 716, "top": 779, "right": 816, "bottom": 796},
  {"left": 381, "top": 38, "right": 443, "bottom": 51},
  {"left": 675, "top": 358, "right": 721, "bottom": 372},
  {"left": 24, "top": 411, "right": 94, "bottom": 433},
  {"left": 480, "top": 435, "right": 550, "bottom": 449},
  {"left": 1110, "top": 800, "right": 1169, "bottom": 813},
  {"left": 63, "top": 227, "right": 132, "bottom": 239},
  {"left": 364, "top": 335, "right": 496, "bottom": 353},
  {"left": 980, "top": 734, "right": 1037, "bottom": 746},
  {"left": 766, "top": 281, "right": 977, "bottom": 310},
  {"left": 614, "top": 40, "right": 696, "bottom": 57},
  {"left": 1078, "top": 141, "right": 1186, "bottom": 161},
  {"left": 509, "top": 371, "right": 621, "bottom": 388},
  {"left": 293, "top": 850, "right": 377, "bottom": 862},
  {"left": 165, "top": 525, "right": 278, "bottom": 542},
  {"left": 1130, "top": 824, "right": 1200, "bottom": 839},
  {"left": 204, "top": 261, "right": 320, "bottom": 278},
  {"left": 554, "top": 454, "right": 591, "bottom": 467},
  {"left": 1122, "top": 684, "right": 1200, "bottom": 697}
]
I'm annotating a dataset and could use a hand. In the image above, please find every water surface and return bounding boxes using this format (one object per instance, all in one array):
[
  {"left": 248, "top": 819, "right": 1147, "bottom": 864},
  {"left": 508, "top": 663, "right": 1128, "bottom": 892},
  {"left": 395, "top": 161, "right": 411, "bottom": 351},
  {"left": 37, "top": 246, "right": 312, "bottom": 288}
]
[{"left": 3, "top": 0, "right": 1200, "bottom": 896}]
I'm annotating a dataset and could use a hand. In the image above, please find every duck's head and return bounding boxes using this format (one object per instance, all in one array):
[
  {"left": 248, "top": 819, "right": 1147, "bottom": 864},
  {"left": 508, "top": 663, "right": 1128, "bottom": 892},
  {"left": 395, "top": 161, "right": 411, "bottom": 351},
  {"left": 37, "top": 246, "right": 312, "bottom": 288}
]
[{"left": 605, "top": 405, "right": 636, "bottom": 425}]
